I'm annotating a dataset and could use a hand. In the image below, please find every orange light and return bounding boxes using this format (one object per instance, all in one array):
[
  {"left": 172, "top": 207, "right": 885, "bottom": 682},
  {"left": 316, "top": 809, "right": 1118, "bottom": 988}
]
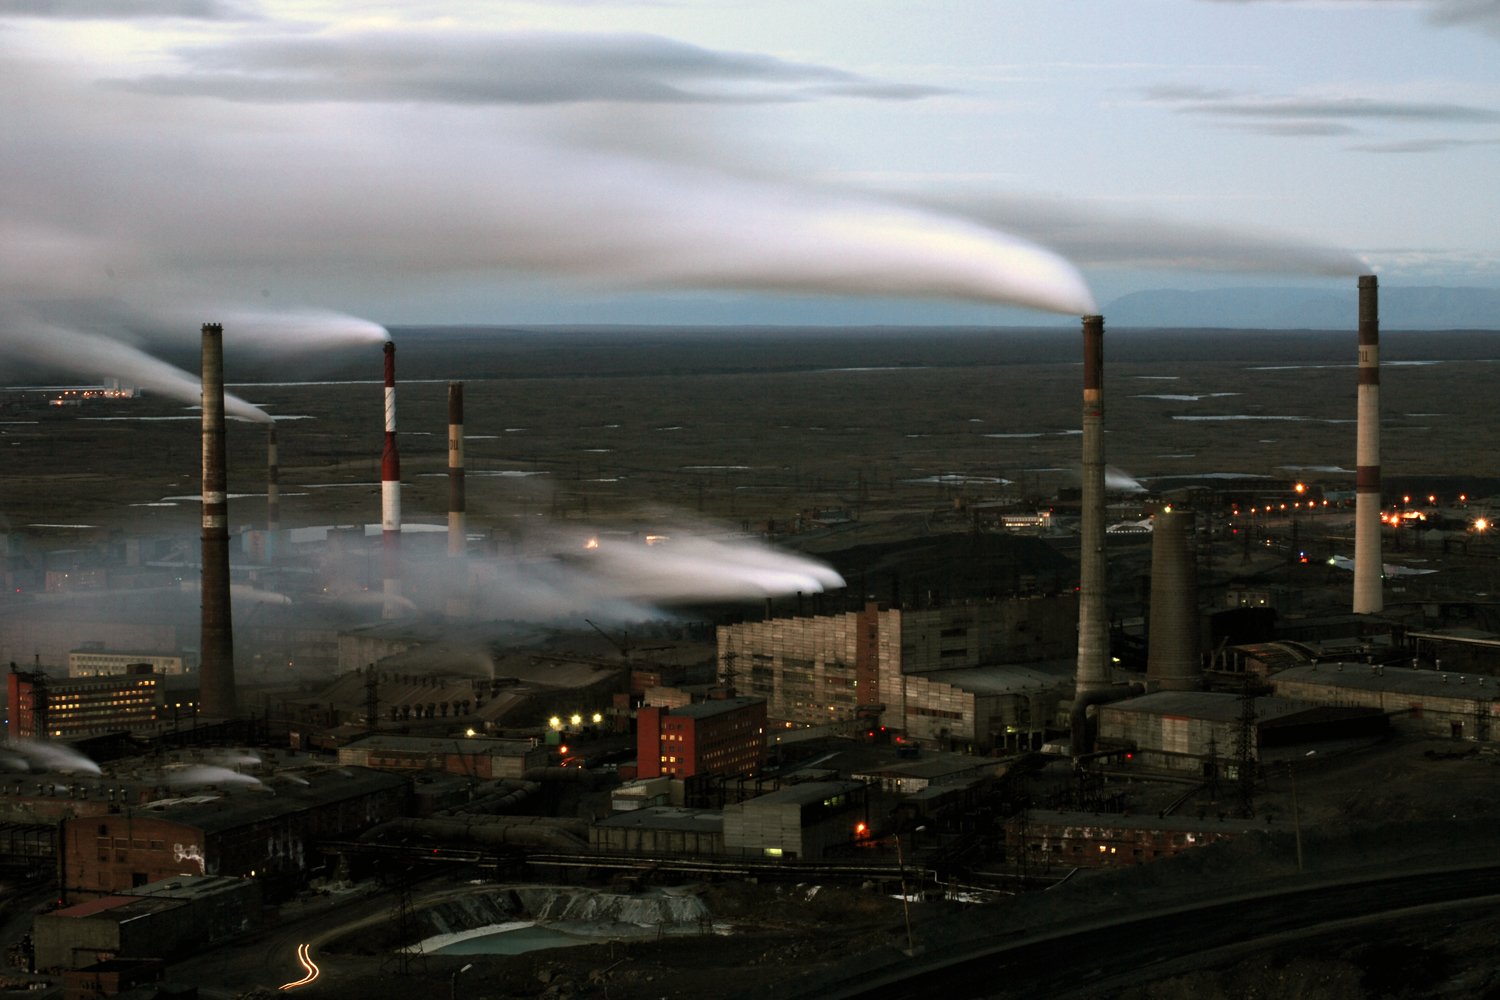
[
  {"left": 585, "top": 538, "right": 599, "bottom": 549},
  {"left": 559, "top": 745, "right": 567, "bottom": 753},
  {"left": 1404, "top": 496, "right": 1411, "bottom": 503},
  {"left": 1295, "top": 483, "right": 1305, "bottom": 493}
]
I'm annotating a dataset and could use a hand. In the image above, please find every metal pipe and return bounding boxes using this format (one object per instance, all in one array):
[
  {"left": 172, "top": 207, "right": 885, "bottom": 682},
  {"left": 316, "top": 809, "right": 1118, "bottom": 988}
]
[
  {"left": 448, "top": 381, "right": 465, "bottom": 558},
  {"left": 381, "top": 341, "right": 402, "bottom": 619},
  {"left": 200, "top": 322, "right": 237, "bottom": 718},
  {"left": 1354, "top": 275, "right": 1382, "bottom": 614},
  {"left": 1072, "top": 315, "right": 1112, "bottom": 751}
]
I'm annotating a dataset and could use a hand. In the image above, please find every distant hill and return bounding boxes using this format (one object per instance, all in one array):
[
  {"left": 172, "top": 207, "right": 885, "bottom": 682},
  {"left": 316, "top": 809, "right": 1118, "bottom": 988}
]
[{"left": 1105, "top": 286, "right": 1500, "bottom": 330}]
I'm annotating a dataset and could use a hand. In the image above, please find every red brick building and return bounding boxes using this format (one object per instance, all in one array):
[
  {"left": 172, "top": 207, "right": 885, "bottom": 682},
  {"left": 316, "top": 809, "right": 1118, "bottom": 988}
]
[
  {"left": 60, "top": 768, "right": 408, "bottom": 901},
  {"left": 637, "top": 697, "right": 766, "bottom": 780}
]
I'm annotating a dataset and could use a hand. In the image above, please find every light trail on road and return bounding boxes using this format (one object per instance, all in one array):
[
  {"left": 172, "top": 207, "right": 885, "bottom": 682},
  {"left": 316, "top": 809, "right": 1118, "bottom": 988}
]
[{"left": 279, "top": 943, "right": 319, "bottom": 990}]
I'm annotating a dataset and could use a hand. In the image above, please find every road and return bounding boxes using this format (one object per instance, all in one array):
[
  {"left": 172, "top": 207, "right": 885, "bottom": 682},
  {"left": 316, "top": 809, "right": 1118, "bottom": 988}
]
[{"left": 817, "top": 864, "right": 1500, "bottom": 1000}]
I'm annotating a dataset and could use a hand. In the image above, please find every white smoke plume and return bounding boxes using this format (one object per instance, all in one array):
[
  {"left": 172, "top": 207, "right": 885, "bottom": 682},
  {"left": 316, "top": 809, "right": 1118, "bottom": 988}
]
[
  {"left": 166, "top": 765, "right": 263, "bottom": 788},
  {"left": 1105, "top": 466, "right": 1149, "bottom": 493},
  {"left": 0, "top": 32, "right": 1096, "bottom": 342},
  {"left": 320, "top": 524, "right": 846, "bottom": 623},
  {"left": 1, "top": 739, "right": 103, "bottom": 775}
]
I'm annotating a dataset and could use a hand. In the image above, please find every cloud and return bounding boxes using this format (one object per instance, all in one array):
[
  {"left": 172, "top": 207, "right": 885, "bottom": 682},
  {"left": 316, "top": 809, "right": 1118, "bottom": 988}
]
[
  {"left": 1183, "top": 97, "right": 1500, "bottom": 123},
  {"left": 115, "top": 31, "right": 949, "bottom": 106},
  {"left": 1236, "top": 120, "right": 1360, "bottom": 136},
  {"left": 1347, "top": 136, "right": 1500, "bottom": 151},
  {"left": 1196, "top": 0, "right": 1500, "bottom": 37},
  {"left": 0, "top": 0, "right": 256, "bottom": 19},
  {"left": 1142, "top": 81, "right": 1500, "bottom": 146}
]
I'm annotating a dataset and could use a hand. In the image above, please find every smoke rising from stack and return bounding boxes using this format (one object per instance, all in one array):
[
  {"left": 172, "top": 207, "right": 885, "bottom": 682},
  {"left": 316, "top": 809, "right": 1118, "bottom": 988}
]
[
  {"left": 1147, "top": 508, "right": 1202, "bottom": 691},
  {"left": 315, "top": 524, "right": 845, "bottom": 625},
  {"left": 2, "top": 317, "right": 270, "bottom": 421},
  {"left": 199, "top": 322, "right": 237, "bottom": 718},
  {"left": 1354, "top": 275, "right": 1383, "bottom": 614},
  {"left": 1, "top": 739, "right": 103, "bottom": 776}
]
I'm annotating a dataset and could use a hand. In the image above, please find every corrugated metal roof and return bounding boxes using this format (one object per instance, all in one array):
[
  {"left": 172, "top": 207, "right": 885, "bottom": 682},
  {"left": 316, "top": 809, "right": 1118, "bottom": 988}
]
[
  {"left": 1275, "top": 663, "right": 1500, "bottom": 700},
  {"left": 1100, "top": 692, "right": 1322, "bottom": 723}
]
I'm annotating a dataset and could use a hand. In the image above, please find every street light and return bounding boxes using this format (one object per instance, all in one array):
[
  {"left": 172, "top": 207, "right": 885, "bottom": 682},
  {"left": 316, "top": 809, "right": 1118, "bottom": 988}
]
[
  {"left": 893, "top": 825, "right": 927, "bottom": 956},
  {"left": 451, "top": 962, "right": 473, "bottom": 1000}
]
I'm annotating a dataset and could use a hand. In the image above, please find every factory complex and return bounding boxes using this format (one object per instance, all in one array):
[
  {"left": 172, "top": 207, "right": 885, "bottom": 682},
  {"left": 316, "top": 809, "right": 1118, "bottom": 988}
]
[{"left": 4, "top": 281, "right": 1500, "bottom": 997}]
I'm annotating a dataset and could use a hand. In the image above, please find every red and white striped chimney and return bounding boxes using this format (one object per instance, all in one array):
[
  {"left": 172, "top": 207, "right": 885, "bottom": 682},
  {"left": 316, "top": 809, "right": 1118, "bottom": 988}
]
[
  {"left": 382, "top": 341, "right": 402, "bottom": 619},
  {"left": 1353, "top": 276, "right": 1382, "bottom": 614}
]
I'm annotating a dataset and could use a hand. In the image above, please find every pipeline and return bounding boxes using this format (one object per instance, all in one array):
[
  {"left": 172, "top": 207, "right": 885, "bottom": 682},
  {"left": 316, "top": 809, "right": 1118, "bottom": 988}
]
[
  {"left": 361, "top": 815, "right": 589, "bottom": 852},
  {"left": 437, "top": 779, "right": 539, "bottom": 817},
  {"left": 523, "top": 766, "right": 600, "bottom": 788}
]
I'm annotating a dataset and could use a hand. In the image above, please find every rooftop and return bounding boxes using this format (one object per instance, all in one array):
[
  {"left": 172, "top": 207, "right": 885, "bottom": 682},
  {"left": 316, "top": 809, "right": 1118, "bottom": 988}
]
[
  {"left": 594, "top": 806, "right": 723, "bottom": 834},
  {"left": 1100, "top": 692, "right": 1326, "bottom": 724},
  {"left": 341, "top": 734, "right": 539, "bottom": 756},
  {"left": 125, "top": 766, "right": 408, "bottom": 835},
  {"left": 120, "top": 875, "right": 251, "bottom": 901},
  {"left": 1276, "top": 663, "right": 1500, "bottom": 700},
  {"left": 663, "top": 697, "right": 766, "bottom": 720},
  {"left": 739, "top": 780, "right": 864, "bottom": 808}
]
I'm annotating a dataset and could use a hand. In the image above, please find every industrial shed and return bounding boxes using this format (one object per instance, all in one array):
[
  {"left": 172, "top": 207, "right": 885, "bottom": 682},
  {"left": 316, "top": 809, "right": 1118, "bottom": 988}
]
[
  {"left": 1097, "top": 691, "right": 1387, "bottom": 772},
  {"left": 722, "top": 780, "right": 866, "bottom": 860},
  {"left": 337, "top": 734, "right": 546, "bottom": 779},
  {"left": 35, "top": 875, "right": 260, "bottom": 971},
  {"left": 60, "top": 767, "right": 408, "bottom": 901},
  {"left": 590, "top": 807, "right": 724, "bottom": 856},
  {"left": 1272, "top": 663, "right": 1500, "bottom": 741}
]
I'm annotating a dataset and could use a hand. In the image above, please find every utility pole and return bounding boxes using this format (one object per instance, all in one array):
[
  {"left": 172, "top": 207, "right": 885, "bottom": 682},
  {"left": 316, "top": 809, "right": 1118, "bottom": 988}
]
[
  {"left": 365, "top": 664, "right": 379, "bottom": 732},
  {"left": 1289, "top": 764, "right": 1304, "bottom": 871},
  {"left": 1233, "top": 677, "right": 1258, "bottom": 819}
]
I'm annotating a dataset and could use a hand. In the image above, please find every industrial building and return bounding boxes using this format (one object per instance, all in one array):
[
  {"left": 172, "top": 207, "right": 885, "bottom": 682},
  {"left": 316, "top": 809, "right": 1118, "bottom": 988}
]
[
  {"left": 1096, "top": 691, "right": 1388, "bottom": 772},
  {"left": 717, "top": 598, "right": 1075, "bottom": 751},
  {"left": 1272, "top": 663, "right": 1500, "bottom": 740},
  {"left": 34, "top": 875, "right": 259, "bottom": 971},
  {"left": 7, "top": 665, "right": 158, "bottom": 739},
  {"left": 59, "top": 767, "right": 408, "bottom": 900},
  {"left": 337, "top": 734, "right": 547, "bottom": 778},
  {"left": 1006, "top": 811, "right": 1272, "bottom": 869},
  {"left": 68, "top": 649, "right": 187, "bottom": 679},
  {"left": 722, "top": 780, "right": 867, "bottom": 859},
  {"left": 893, "top": 664, "right": 1068, "bottom": 754},
  {"left": 637, "top": 697, "right": 767, "bottom": 779},
  {"left": 590, "top": 807, "right": 725, "bottom": 856}
]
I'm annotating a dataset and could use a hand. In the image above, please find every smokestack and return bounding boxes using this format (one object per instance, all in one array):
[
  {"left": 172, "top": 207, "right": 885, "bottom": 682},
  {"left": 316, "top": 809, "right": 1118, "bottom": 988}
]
[
  {"left": 1147, "top": 508, "right": 1201, "bottom": 691},
  {"left": 266, "top": 423, "right": 280, "bottom": 537},
  {"left": 1354, "top": 276, "right": 1382, "bottom": 614},
  {"left": 200, "top": 322, "right": 237, "bottom": 718},
  {"left": 448, "top": 382, "right": 465, "bottom": 558},
  {"left": 382, "top": 341, "right": 401, "bottom": 619},
  {"left": 1071, "top": 314, "right": 1111, "bottom": 752}
]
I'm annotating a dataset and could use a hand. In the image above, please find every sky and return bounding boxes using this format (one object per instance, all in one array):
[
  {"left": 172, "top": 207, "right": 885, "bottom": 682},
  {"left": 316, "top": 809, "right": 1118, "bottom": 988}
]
[{"left": 1, "top": 0, "right": 1496, "bottom": 330}]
